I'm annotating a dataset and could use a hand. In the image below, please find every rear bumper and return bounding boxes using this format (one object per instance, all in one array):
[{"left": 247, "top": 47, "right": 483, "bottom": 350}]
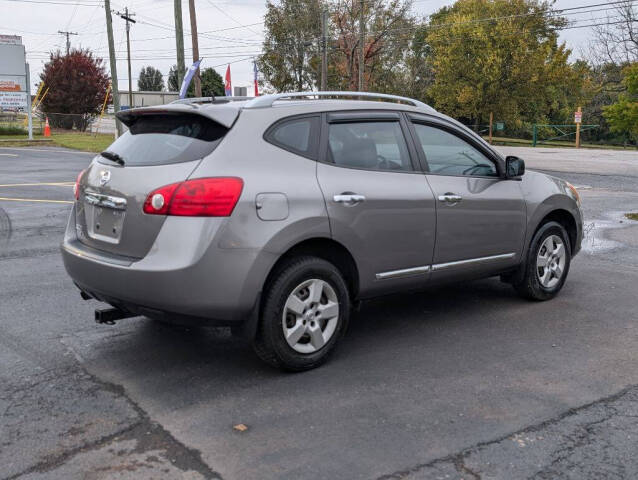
[{"left": 61, "top": 205, "right": 274, "bottom": 323}]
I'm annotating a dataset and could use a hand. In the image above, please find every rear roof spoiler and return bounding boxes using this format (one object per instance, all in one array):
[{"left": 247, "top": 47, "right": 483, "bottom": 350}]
[{"left": 116, "top": 103, "right": 239, "bottom": 128}]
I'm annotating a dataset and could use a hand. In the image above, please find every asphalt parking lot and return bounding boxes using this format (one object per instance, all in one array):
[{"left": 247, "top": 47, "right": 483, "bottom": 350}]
[{"left": 1, "top": 145, "right": 638, "bottom": 480}]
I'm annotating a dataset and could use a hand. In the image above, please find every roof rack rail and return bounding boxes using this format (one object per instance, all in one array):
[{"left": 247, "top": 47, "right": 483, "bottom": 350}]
[
  {"left": 170, "top": 96, "right": 253, "bottom": 105},
  {"left": 244, "top": 91, "right": 434, "bottom": 111}
]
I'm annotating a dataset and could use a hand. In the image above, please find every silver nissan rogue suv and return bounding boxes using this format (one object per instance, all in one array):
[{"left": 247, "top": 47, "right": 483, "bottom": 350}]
[{"left": 62, "top": 91, "right": 583, "bottom": 371}]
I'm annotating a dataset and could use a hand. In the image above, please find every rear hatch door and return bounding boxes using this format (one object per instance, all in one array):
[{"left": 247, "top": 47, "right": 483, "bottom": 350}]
[{"left": 75, "top": 107, "right": 237, "bottom": 259}]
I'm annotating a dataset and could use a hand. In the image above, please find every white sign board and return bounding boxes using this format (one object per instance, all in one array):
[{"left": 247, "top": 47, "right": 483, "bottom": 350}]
[
  {"left": 0, "top": 91, "right": 28, "bottom": 110},
  {"left": 0, "top": 33, "right": 31, "bottom": 136},
  {"left": 574, "top": 111, "right": 582, "bottom": 124}
]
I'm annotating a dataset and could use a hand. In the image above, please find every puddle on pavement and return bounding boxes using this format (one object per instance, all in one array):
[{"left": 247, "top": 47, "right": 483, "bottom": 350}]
[{"left": 582, "top": 211, "right": 637, "bottom": 254}]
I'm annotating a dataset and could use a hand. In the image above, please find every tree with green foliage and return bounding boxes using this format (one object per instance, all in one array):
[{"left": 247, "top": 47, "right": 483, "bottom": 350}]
[
  {"left": 200, "top": 68, "right": 225, "bottom": 97},
  {"left": 138, "top": 66, "right": 164, "bottom": 91},
  {"left": 168, "top": 65, "right": 224, "bottom": 97},
  {"left": 259, "top": 0, "right": 323, "bottom": 92},
  {"left": 603, "top": 62, "right": 638, "bottom": 142},
  {"left": 168, "top": 65, "right": 181, "bottom": 92},
  {"left": 425, "top": 0, "right": 588, "bottom": 129}
]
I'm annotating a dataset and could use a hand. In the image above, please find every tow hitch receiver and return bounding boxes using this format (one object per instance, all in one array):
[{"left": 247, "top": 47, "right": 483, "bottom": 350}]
[{"left": 95, "top": 307, "right": 135, "bottom": 325}]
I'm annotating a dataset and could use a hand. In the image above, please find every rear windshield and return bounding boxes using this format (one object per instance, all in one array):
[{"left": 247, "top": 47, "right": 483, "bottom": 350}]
[{"left": 101, "top": 113, "right": 227, "bottom": 167}]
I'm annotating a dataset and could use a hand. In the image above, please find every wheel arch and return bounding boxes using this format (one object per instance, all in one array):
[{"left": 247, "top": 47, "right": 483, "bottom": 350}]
[
  {"left": 263, "top": 237, "right": 360, "bottom": 301},
  {"left": 533, "top": 208, "right": 578, "bottom": 253}
]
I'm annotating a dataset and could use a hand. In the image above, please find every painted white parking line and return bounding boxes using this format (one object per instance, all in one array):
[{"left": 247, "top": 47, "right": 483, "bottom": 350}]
[
  {"left": 0, "top": 197, "right": 73, "bottom": 204},
  {"left": 0, "top": 182, "right": 74, "bottom": 187},
  {"left": 0, "top": 147, "right": 94, "bottom": 155}
]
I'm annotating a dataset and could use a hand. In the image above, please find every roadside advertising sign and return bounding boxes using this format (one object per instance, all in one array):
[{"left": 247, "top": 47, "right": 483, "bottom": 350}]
[
  {"left": 0, "top": 91, "right": 28, "bottom": 110},
  {"left": 0, "top": 76, "right": 26, "bottom": 91}
]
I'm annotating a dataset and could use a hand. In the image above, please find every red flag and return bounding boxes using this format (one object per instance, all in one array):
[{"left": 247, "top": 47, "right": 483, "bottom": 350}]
[{"left": 224, "top": 65, "right": 232, "bottom": 96}]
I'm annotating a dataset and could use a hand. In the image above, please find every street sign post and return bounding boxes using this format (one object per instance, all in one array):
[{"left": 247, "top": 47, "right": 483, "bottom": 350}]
[{"left": 575, "top": 107, "right": 582, "bottom": 149}]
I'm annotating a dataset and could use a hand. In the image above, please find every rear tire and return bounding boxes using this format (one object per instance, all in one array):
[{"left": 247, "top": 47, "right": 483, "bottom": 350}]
[
  {"left": 253, "top": 256, "right": 350, "bottom": 371},
  {"left": 513, "top": 221, "right": 571, "bottom": 301}
]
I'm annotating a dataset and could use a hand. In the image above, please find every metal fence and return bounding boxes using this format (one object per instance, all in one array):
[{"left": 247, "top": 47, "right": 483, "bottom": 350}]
[
  {"left": 0, "top": 112, "right": 43, "bottom": 136},
  {"left": 0, "top": 111, "right": 116, "bottom": 137}
]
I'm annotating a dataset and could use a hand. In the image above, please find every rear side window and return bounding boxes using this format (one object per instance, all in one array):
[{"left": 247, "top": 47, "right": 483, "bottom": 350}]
[
  {"left": 327, "top": 121, "right": 412, "bottom": 172},
  {"left": 103, "top": 113, "right": 227, "bottom": 167},
  {"left": 265, "top": 116, "right": 319, "bottom": 159}
]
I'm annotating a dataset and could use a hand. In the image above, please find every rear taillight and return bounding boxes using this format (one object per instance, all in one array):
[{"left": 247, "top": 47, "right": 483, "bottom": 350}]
[
  {"left": 143, "top": 177, "right": 243, "bottom": 217},
  {"left": 73, "top": 169, "right": 86, "bottom": 200}
]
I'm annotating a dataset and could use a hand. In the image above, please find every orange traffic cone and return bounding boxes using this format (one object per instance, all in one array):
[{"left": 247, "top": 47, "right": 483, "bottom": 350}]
[{"left": 44, "top": 117, "right": 51, "bottom": 137}]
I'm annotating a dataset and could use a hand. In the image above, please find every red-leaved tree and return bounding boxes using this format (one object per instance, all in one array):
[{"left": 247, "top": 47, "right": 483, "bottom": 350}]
[{"left": 39, "top": 49, "right": 110, "bottom": 131}]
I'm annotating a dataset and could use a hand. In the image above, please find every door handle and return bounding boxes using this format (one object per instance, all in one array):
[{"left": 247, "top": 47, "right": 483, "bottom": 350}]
[
  {"left": 333, "top": 194, "right": 366, "bottom": 205},
  {"left": 437, "top": 193, "right": 463, "bottom": 204}
]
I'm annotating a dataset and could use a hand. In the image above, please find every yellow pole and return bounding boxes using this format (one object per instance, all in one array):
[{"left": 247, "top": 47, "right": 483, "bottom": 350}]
[
  {"left": 31, "top": 82, "right": 44, "bottom": 109},
  {"left": 34, "top": 87, "right": 49, "bottom": 110},
  {"left": 24, "top": 83, "right": 45, "bottom": 126},
  {"left": 94, "top": 84, "right": 111, "bottom": 137},
  {"left": 575, "top": 106, "right": 582, "bottom": 149}
]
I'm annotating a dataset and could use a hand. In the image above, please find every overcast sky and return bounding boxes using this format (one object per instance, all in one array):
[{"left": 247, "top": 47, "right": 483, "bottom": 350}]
[{"left": 4, "top": 0, "right": 604, "bottom": 94}]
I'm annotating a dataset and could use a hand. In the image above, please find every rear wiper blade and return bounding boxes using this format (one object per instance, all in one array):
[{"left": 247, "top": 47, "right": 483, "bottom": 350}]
[{"left": 100, "top": 151, "right": 125, "bottom": 166}]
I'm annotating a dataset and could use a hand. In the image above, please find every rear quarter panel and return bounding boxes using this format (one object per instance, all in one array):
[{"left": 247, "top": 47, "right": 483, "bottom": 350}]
[{"left": 191, "top": 108, "right": 331, "bottom": 306}]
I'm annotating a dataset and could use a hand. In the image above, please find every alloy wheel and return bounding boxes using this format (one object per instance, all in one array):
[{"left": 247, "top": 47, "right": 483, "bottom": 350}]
[{"left": 536, "top": 235, "right": 566, "bottom": 288}]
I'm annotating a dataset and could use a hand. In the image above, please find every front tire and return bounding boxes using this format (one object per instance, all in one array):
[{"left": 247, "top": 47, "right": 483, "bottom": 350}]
[
  {"left": 253, "top": 256, "right": 350, "bottom": 371},
  {"left": 513, "top": 221, "right": 571, "bottom": 301}
]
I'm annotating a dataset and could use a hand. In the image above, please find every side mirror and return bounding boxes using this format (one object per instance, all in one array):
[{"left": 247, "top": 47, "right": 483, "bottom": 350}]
[{"left": 505, "top": 156, "right": 525, "bottom": 178}]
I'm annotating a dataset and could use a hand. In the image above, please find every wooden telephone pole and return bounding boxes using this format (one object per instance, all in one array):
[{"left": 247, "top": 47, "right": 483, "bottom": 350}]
[
  {"left": 174, "top": 0, "right": 186, "bottom": 87},
  {"left": 321, "top": 8, "right": 328, "bottom": 91},
  {"left": 358, "top": 0, "right": 364, "bottom": 91},
  {"left": 57, "top": 30, "right": 78, "bottom": 55},
  {"left": 188, "top": 0, "right": 201, "bottom": 97},
  {"left": 103, "top": 0, "right": 122, "bottom": 135},
  {"left": 116, "top": 7, "right": 136, "bottom": 109}
]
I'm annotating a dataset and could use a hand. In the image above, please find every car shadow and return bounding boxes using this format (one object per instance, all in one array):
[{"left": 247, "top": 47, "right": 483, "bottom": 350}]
[{"left": 80, "top": 276, "right": 543, "bottom": 405}]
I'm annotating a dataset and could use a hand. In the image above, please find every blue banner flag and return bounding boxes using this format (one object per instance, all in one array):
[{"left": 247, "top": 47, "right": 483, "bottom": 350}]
[{"left": 179, "top": 59, "right": 202, "bottom": 99}]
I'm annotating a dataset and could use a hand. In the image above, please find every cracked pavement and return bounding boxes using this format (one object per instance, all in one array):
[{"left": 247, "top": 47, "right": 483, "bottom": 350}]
[{"left": 1, "top": 146, "right": 638, "bottom": 479}]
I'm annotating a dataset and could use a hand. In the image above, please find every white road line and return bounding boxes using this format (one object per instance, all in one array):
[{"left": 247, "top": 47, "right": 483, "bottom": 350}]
[
  {"left": 0, "top": 147, "right": 94, "bottom": 155},
  {"left": 0, "top": 153, "right": 18, "bottom": 157},
  {"left": 0, "top": 182, "right": 74, "bottom": 187},
  {"left": 0, "top": 197, "right": 73, "bottom": 204}
]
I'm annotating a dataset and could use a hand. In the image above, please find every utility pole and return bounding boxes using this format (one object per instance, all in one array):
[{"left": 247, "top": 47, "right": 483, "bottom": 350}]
[
  {"left": 188, "top": 0, "right": 201, "bottom": 97},
  {"left": 57, "top": 30, "right": 78, "bottom": 55},
  {"left": 358, "top": 0, "right": 364, "bottom": 91},
  {"left": 174, "top": 0, "right": 186, "bottom": 88},
  {"left": 116, "top": 7, "right": 136, "bottom": 109},
  {"left": 103, "top": 0, "right": 122, "bottom": 136},
  {"left": 321, "top": 8, "right": 328, "bottom": 91}
]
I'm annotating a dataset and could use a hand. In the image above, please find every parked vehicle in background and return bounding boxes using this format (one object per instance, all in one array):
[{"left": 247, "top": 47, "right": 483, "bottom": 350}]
[{"left": 62, "top": 92, "right": 583, "bottom": 371}]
